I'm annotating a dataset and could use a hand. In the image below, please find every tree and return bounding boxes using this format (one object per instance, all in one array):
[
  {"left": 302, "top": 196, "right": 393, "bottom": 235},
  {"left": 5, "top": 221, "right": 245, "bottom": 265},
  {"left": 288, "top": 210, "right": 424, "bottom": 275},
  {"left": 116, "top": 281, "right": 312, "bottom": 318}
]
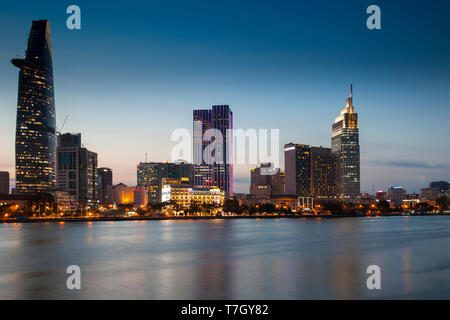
[
  {"left": 248, "top": 204, "right": 259, "bottom": 215},
  {"left": 260, "top": 203, "right": 276, "bottom": 215},
  {"left": 377, "top": 200, "right": 391, "bottom": 212},
  {"left": 146, "top": 202, "right": 166, "bottom": 213},
  {"left": 118, "top": 203, "right": 134, "bottom": 212},
  {"left": 188, "top": 201, "right": 201, "bottom": 215},
  {"left": 415, "top": 202, "right": 435, "bottom": 213},
  {"left": 29, "top": 192, "right": 55, "bottom": 217},
  {"left": 223, "top": 199, "right": 241, "bottom": 215},
  {"left": 436, "top": 196, "right": 449, "bottom": 211},
  {"left": 168, "top": 200, "right": 181, "bottom": 215},
  {"left": 201, "top": 203, "right": 216, "bottom": 215}
]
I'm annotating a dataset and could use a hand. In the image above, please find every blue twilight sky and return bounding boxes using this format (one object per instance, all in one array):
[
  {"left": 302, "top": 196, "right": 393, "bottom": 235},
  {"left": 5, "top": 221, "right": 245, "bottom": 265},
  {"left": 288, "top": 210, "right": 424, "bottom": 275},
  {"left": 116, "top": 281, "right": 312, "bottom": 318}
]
[{"left": 0, "top": 0, "right": 449, "bottom": 193}]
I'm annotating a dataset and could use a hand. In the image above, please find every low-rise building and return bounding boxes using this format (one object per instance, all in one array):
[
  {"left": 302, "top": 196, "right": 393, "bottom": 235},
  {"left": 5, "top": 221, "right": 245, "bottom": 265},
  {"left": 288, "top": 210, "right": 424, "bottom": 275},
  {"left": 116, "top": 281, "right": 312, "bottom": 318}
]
[
  {"left": 50, "top": 190, "right": 76, "bottom": 215},
  {"left": 112, "top": 183, "right": 135, "bottom": 205},
  {"left": 164, "top": 186, "right": 225, "bottom": 209},
  {"left": 388, "top": 186, "right": 406, "bottom": 207}
]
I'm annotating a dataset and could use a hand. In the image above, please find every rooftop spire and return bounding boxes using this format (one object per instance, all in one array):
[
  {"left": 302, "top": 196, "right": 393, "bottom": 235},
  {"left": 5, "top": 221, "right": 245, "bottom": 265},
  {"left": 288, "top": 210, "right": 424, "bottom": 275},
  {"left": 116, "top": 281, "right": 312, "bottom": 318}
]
[{"left": 350, "top": 84, "right": 353, "bottom": 98}]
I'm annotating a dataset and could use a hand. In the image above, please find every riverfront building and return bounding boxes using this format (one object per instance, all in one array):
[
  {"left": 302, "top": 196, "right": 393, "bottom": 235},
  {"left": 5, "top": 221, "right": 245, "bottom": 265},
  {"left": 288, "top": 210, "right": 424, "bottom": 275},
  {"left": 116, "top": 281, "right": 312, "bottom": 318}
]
[
  {"left": 12, "top": 20, "right": 57, "bottom": 193},
  {"left": 250, "top": 163, "right": 285, "bottom": 197},
  {"left": 331, "top": 85, "right": 360, "bottom": 202},
  {"left": 56, "top": 133, "right": 98, "bottom": 212},
  {"left": 387, "top": 186, "right": 406, "bottom": 207},
  {"left": 98, "top": 167, "right": 113, "bottom": 204},
  {"left": 163, "top": 186, "right": 225, "bottom": 210},
  {"left": 284, "top": 144, "right": 338, "bottom": 199},
  {"left": 193, "top": 105, "right": 233, "bottom": 195},
  {"left": 137, "top": 161, "right": 193, "bottom": 203}
]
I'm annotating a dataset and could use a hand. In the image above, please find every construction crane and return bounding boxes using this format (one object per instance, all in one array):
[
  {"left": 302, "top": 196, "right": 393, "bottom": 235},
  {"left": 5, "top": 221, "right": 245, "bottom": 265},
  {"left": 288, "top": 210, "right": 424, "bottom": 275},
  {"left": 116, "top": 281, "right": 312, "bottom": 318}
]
[{"left": 57, "top": 115, "right": 68, "bottom": 135}]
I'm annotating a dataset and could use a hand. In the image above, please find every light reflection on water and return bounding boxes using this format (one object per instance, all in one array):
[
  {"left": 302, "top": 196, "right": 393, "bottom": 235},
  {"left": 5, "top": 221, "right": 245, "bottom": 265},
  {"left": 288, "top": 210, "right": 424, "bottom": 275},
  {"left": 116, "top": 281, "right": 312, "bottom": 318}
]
[{"left": 0, "top": 216, "right": 449, "bottom": 299}]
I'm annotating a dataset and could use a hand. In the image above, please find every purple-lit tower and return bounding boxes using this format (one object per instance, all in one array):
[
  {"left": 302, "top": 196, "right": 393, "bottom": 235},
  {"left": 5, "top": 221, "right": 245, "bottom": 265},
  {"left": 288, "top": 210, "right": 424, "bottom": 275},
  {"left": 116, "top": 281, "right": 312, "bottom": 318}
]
[{"left": 193, "top": 105, "right": 233, "bottom": 196}]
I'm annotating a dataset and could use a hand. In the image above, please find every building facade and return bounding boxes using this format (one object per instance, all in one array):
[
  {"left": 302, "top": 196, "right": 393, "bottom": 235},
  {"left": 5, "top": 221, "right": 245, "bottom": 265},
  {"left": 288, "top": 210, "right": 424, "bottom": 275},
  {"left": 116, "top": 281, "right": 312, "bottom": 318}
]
[
  {"left": 387, "top": 186, "right": 406, "bottom": 207},
  {"left": 134, "top": 186, "right": 149, "bottom": 207},
  {"left": 193, "top": 105, "right": 233, "bottom": 195},
  {"left": 56, "top": 133, "right": 98, "bottom": 212},
  {"left": 284, "top": 143, "right": 337, "bottom": 199},
  {"left": 12, "top": 20, "right": 57, "bottom": 193},
  {"left": 332, "top": 85, "right": 360, "bottom": 202},
  {"left": 0, "top": 172, "right": 9, "bottom": 194},
  {"left": 165, "top": 186, "right": 225, "bottom": 209},
  {"left": 429, "top": 181, "right": 449, "bottom": 193},
  {"left": 49, "top": 190, "right": 76, "bottom": 215},
  {"left": 250, "top": 163, "right": 285, "bottom": 197},
  {"left": 98, "top": 167, "right": 113, "bottom": 204},
  {"left": 137, "top": 161, "right": 193, "bottom": 203},
  {"left": 420, "top": 188, "right": 440, "bottom": 202}
]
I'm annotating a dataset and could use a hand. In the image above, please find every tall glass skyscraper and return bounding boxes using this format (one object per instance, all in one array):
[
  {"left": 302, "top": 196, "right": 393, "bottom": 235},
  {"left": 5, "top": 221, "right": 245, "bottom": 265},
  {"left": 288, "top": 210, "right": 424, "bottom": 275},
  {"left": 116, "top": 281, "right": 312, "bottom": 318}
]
[
  {"left": 331, "top": 85, "right": 360, "bottom": 201},
  {"left": 193, "top": 105, "right": 233, "bottom": 195},
  {"left": 11, "top": 20, "right": 56, "bottom": 193},
  {"left": 284, "top": 144, "right": 337, "bottom": 198}
]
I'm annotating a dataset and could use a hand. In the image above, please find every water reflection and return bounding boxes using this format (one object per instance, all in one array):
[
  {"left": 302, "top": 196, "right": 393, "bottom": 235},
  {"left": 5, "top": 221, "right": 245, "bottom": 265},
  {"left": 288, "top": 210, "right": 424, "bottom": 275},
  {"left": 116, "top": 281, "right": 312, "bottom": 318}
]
[{"left": 0, "top": 217, "right": 449, "bottom": 299}]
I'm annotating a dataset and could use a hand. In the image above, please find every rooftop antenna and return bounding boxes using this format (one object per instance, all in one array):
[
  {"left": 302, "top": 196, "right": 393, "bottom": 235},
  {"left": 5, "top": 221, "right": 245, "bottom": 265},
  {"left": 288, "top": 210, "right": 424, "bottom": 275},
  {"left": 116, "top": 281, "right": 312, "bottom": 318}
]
[{"left": 145, "top": 153, "right": 148, "bottom": 163}]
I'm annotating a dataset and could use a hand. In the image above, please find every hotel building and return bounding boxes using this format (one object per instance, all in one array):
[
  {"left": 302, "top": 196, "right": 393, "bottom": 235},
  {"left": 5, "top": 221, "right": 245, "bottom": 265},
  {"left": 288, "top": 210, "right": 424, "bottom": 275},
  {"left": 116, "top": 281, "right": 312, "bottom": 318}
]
[
  {"left": 163, "top": 186, "right": 225, "bottom": 209},
  {"left": 284, "top": 144, "right": 338, "bottom": 199}
]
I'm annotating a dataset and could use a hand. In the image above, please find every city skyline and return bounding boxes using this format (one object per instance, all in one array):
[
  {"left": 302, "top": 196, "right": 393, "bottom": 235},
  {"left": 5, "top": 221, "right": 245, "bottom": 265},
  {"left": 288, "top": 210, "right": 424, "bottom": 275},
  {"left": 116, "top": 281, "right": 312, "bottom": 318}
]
[{"left": 1, "top": 1, "right": 450, "bottom": 194}]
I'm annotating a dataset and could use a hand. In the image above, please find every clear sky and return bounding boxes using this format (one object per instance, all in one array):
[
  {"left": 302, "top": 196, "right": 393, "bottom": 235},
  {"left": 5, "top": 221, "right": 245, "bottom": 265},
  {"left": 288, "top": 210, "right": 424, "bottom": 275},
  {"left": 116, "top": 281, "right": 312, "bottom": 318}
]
[{"left": 0, "top": 0, "right": 449, "bottom": 194}]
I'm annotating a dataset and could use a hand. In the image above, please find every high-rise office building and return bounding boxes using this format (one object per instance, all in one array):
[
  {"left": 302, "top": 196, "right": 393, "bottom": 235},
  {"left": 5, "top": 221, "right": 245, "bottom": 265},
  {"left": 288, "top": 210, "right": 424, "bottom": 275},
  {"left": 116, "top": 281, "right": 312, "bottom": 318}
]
[
  {"left": 193, "top": 105, "right": 233, "bottom": 195},
  {"left": 56, "top": 133, "right": 98, "bottom": 212},
  {"left": 12, "top": 20, "right": 56, "bottom": 193},
  {"left": 250, "top": 163, "right": 285, "bottom": 196},
  {"left": 137, "top": 161, "right": 193, "bottom": 203},
  {"left": 98, "top": 167, "right": 113, "bottom": 204},
  {"left": 332, "top": 85, "right": 360, "bottom": 201},
  {"left": 429, "top": 181, "right": 449, "bottom": 193},
  {"left": 0, "top": 172, "right": 10, "bottom": 194},
  {"left": 284, "top": 144, "right": 337, "bottom": 198}
]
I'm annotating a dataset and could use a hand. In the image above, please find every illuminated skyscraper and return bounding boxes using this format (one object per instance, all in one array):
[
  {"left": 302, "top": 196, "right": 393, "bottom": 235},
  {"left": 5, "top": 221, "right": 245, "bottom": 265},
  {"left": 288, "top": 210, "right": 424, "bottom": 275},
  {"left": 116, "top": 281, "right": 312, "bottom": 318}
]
[
  {"left": 331, "top": 85, "right": 360, "bottom": 201},
  {"left": 193, "top": 105, "right": 233, "bottom": 195},
  {"left": 12, "top": 20, "right": 56, "bottom": 193},
  {"left": 284, "top": 144, "right": 337, "bottom": 198}
]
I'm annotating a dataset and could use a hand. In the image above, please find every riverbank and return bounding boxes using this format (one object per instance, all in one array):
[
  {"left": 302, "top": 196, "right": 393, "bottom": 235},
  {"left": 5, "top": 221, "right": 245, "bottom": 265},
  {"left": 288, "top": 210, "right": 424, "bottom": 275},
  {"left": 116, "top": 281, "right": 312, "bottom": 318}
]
[{"left": 1, "top": 212, "right": 449, "bottom": 224}]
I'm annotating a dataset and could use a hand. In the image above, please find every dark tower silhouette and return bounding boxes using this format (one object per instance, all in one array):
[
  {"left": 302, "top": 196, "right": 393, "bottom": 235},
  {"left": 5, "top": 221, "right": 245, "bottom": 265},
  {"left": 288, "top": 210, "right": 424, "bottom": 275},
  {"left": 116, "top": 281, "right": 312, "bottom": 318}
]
[{"left": 11, "top": 20, "right": 56, "bottom": 193}]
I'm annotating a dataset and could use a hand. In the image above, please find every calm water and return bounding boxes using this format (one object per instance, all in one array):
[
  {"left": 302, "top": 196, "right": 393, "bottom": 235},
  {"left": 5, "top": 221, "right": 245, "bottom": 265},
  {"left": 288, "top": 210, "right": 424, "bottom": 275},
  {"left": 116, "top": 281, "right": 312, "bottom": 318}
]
[{"left": 0, "top": 216, "right": 449, "bottom": 299}]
